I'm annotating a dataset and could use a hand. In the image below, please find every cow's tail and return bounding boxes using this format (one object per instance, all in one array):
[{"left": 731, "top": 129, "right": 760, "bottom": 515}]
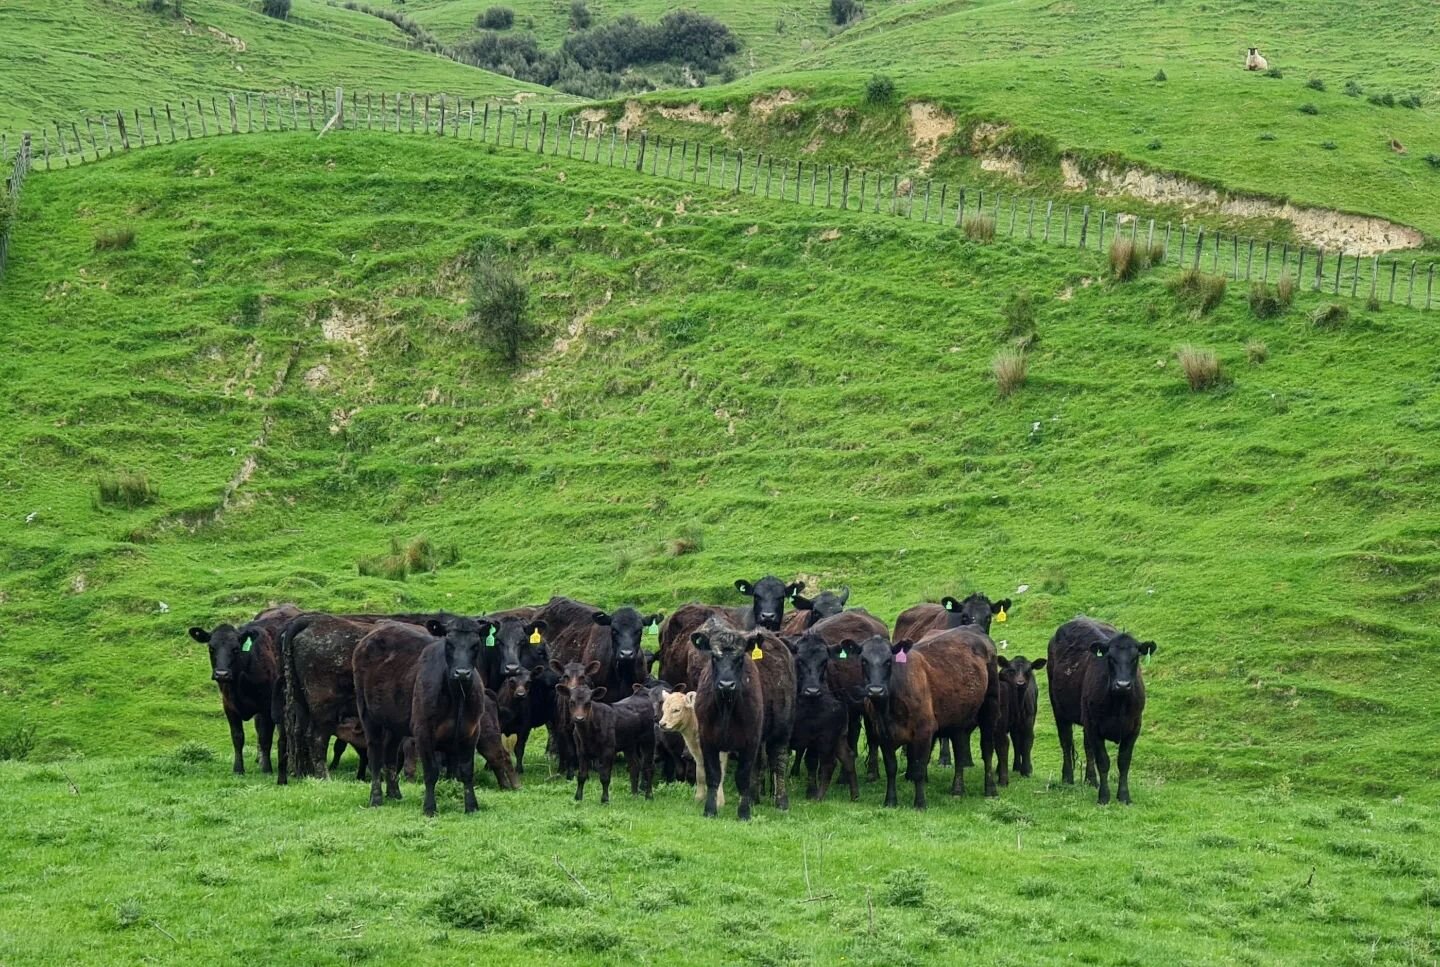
[{"left": 277, "top": 613, "right": 319, "bottom": 784}]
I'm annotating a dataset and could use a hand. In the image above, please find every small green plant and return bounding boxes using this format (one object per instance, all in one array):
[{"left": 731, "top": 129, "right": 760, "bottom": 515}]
[
  {"left": 1320, "top": 140, "right": 1337, "bottom": 150},
  {"left": 1152, "top": 69, "right": 1166, "bottom": 82},
  {"left": 1305, "top": 77, "right": 1326, "bottom": 91},
  {"left": 1246, "top": 340, "right": 1269, "bottom": 364},
  {"left": 882, "top": 867, "right": 930, "bottom": 907},
  {"left": 1367, "top": 92, "right": 1395, "bottom": 107},
  {"left": 1310, "top": 302, "right": 1349, "bottom": 328},
  {"left": 466, "top": 255, "right": 535, "bottom": 365},
  {"left": 97, "top": 472, "right": 157, "bottom": 509},
  {"left": 1399, "top": 93, "right": 1422, "bottom": 109},
  {"left": 94, "top": 226, "right": 136, "bottom": 251},
  {"left": 1147, "top": 138, "right": 1162, "bottom": 150},
  {"left": 237, "top": 292, "right": 262, "bottom": 326},
  {"left": 1258, "top": 131, "right": 1277, "bottom": 141},
  {"left": 114, "top": 900, "right": 145, "bottom": 930},
  {"left": 1176, "top": 345, "right": 1223, "bottom": 391},
  {"left": 1248, "top": 282, "right": 1283, "bottom": 318},
  {"left": 665, "top": 521, "right": 705, "bottom": 557},
  {"left": 1425, "top": 154, "right": 1440, "bottom": 170},
  {"left": 1170, "top": 268, "right": 1227, "bottom": 315},
  {"left": 173, "top": 740, "right": 216, "bottom": 764},
  {"left": 1298, "top": 102, "right": 1319, "bottom": 115},
  {"left": 1366, "top": 294, "right": 1382, "bottom": 312},
  {"left": 477, "top": 5, "right": 514, "bottom": 29},
  {"left": 865, "top": 73, "right": 896, "bottom": 105},
  {"left": 1002, "top": 288, "right": 1035, "bottom": 336},
  {"left": 1264, "top": 67, "right": 1283, "bottom": 79},
  {"left": 260, "top": 0, "right": 290, "bottom": 19},
  {"left": 0, "top": 720, "right": 37, "bottom": 761},
  {"left": 1147, "top": 240, "right": 1168, "bottom": 266},
  {"left": 1275, "top": 272, "right": 1296, "bottom": 306},
  {"left": 962, "top": 213, "right": 996, "bottom": 242},
  {"left": 1109, "top": 237, "right": 1148, "bottom": 280},
  {"left": 357, "top": 536, "right": 460, "bottom": 581},
  {"left": 1343, "top": 79, "right": 1363, "bottom": 97},
  {"left": 992, "top": 349, "right": 1028, "bottom": 398}
]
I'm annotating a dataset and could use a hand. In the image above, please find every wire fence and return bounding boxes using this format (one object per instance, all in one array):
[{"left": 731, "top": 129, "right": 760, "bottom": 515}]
[
  {"left": 2, "top": 87, "right": 1436, "bottom": 309},
  {"left": 0, "top": 133, "right": 33, "bottom": 282}
]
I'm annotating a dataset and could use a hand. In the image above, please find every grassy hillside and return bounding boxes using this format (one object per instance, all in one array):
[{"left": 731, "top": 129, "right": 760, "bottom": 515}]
[
  {"left": 0, "top": 0, "right": 552, "bottom": 133},
  {"left": 2, "top": 125, "right": 1439, "bottom": 963}
]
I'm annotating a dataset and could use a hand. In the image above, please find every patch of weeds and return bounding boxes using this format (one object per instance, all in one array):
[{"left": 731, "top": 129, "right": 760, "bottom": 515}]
[
  {"left": 1320, "top": 140, "right": 1337, "bottom": 150},
  {"left": 1343, "top": 80, "right": 1363, "bottom": 97},
  {"left": 1258, "top": 131, "right": 1277, "bottom": 141},
  {"left": 426, "top": 881, "right": 536, "bottom": 933},
  {"left": 357, "top": 535, "right": 459, "bottom": 581},
  {"left": 983, "top": 799, "right": 1032, "bottom": 825},
  {"left": 882, "top": 866, "right": 930, "bottom": 907},
  {"left": 1248, "top": 282, "right": 1283, "bottom": 319},
  {"left": 1326, "top": 840, "right": 1380, "bottom": 860},
  {"left": 1017, "top": 876, "right": 1060, "bottom": 899},
  {"left": 1176, "top": 345, "right": 1223, "bottom": 391},
  {"left": 1310, "top": 303, "right": 1348, "bottom": 329},
  {"left": 1264, "top": 66, "right": 1283, "bottom": 79},
  {"left": 113, "top": 899, "right": 144, "bottom": 930},
  {"left": 1152, "top": 69, "right": 1166, "bottom": 82},
  {"left": 196, "top": 866, "right": 233, "bottom": 887},
  {"left": 963, "top": 214, "right": 996, "bottom": 242},
  {"left": 0, "top": 720, "right": 38, "bottom": 761},
  {"left": 1298, "top": 103, "right": 1318, "bottom": 115},
  {"left": 96, "top": 472, "right": 157, "bottom": 509},
  {"left": 1245, "top": 340, "right": 1268, "bottom": 364},
  {"left": 94, "top": 226, "right": 137, "bottom": 251},
  {"left": 305, "top": 832, "right": 341, "bottom": 857},
  {"left": 1305, "top": 78, "right": 1326, "bottom": 91},
  {"left": 1170, "top": 267, "right": 1226, "bottom": 315},
  {"left": 1196, "top": 831, "right": 1240, "bottom": 849}
]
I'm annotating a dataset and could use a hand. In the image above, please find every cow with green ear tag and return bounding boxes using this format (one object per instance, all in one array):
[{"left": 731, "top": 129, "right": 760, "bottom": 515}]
[{"left": 187, "top": 603, "right": 299, "bottom": 774}]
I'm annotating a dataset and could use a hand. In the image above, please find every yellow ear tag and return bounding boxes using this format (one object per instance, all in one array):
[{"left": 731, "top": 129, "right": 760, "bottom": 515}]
[
  {"left": 529, "top": 629, "right": 542, "bottom": 645},
  {"left": 751, "top": 645, "right": 763, "bottom": 660},
  {"left": 996, "top": 608, "right": 1008, "bottom": 624}
]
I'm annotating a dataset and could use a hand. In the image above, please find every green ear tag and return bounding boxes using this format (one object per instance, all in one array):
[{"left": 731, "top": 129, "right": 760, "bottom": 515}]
[
  {"left": 647, "top": 624, "right": 657, "bottom": 636},
  {"left": 242, "top": 639, "right": 252, "bottom": 653},
  {"left": 1144, "top": 651, "right": 1151, "bottom": 667},
  {"left": 838, "top": 649, "right": 848, "bottom": 659}
]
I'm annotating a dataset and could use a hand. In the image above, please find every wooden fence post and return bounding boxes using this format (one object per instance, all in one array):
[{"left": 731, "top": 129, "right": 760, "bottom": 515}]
[
  {"left": 1427, "top": 263, "right": 1434, "bottom": 310},
  {"left": 1079, "top": 206, "right": 1090, "bottom": 248},
  {"left": 1406, "top": 261, "right": 1416, "bottom": 306},
  {"left": 228, "top": 95, "right": 239, "bottom": 134},
  {"left": 116, "top": 111, "right": 130, "bottom": 150},
  {"left": 134, "top": 108, "right": 146, "bottom": 148},
  {"left": 538, "top": 111, "right": 548, "bottom": 153},
  {"left": 840, "top": 165, "right": 850, "bottom": 210},
  {"left": 1192, "top": 228, "right": 1204, "bottom": 269},
  {"left": 1043, "top": 200, "right": 1053, "bottom": 242}
]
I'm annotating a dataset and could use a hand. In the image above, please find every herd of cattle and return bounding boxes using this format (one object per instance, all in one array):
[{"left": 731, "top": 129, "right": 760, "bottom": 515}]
[{"left": 187, "top": 576, "right": 1157, "bottom": 819}]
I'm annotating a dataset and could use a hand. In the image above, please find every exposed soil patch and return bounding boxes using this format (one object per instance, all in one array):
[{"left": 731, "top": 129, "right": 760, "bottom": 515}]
[
  {"left": 656, "top": 102, "right": 735, "bottom": 134},
  {"left": 320, "top": 306, "right": 369, "bottom": 354},
  {"left": 909, "top": 102, "right": 955, "bottom": 170},
  {"left": 750, "top": 89, "right": 800, "bottom": 119}
]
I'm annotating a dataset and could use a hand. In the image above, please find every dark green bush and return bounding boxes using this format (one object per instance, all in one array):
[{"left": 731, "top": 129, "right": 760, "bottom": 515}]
[
  {"left": 477, "top": 5, "right": 514, "bottom": 29},
  {"left": 466, "top": 256, "right": 534, "bottom": 364},
  {"left": 865, "top": 73, "right": 896, "bottom": 104},
  {"left": 1305, "top": 77, "right": 1325, "bottom": 91},
  {"left": 1298, "top": 103, "right": 1319, "bottom": 115},
  {"left": 1152, "top": 69, "right": 1166, "bottom": 82},
  {"left": 260, "top": 0, "right": 290, "bottom": 20},
  {"left": 569, "top": 0, "right": 591, "bottom": 30},
  {"left": 831, "top": 0, "right": 864, "bottom": 25}
]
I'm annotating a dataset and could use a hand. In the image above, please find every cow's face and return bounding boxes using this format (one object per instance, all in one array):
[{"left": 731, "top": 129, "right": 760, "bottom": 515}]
[
  {"left": 189, "top": 624, "right": 253, "bottom": 683},
  {"left": 560, "top": 682, "right": 606, "bottom": 723},
  {"left": 492, "top": 617, "right": 546, "bottom": 678},
  {"left": 735, "top": 575, "right": 804, "bottom": 631},
  {"left": 855, "top": 635, "right": 907, "bottom": 700},
  {"left": 691, "top": 624, "right": 759, "bottom": 702},
  {"left": 659, "top": 691, "right": 696, "bottom": 733},
  {"left": 426, "top": 616, "right": 491, "bottom": 683},
  {"left": 791, "top": 587, "right": 848, "bottom": 628},
  {"left": 594, "top": 607, "right": 661, "bottom": 666},
  {"left": 941, "top": 593, "right": 1011, "bottom": 633},
  {"left": 997, "top": 655, "right": 1045, "bottom": 692},
  {"left": 1094, "top": 634, "right": 1155, "bottom": 696},
  {"left": 550, "top": 659, "right": 599, "bottom": 694},
  {"left": 790, "top": 633, "right": 831, "bottom": 699},
  {"left": 507, "top": 665, "right": 534, "bottom": 699}
]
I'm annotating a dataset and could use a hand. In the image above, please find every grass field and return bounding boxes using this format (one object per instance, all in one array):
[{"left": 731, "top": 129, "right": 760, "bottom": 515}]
[
  {"left": 0, "top": 0, "right": 552, "bottom": 133},
  {"left": 2, "top": 130, "right": 1439, "bottom": 959}
]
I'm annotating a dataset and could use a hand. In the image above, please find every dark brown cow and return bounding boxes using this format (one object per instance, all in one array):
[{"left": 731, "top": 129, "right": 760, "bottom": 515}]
[
  {"left": 1046, "top": 618, "right": 1155, "bottom": 805},
  {"left": 657, "top": 576, "right": 804, "bottom": 685},
  {"left": 557, "top": 681, "right": 655, "bottom": 803},
  {"left": 188, "top": 603, "right": 300, "bottom": 774},
  {"left": 793, "top": 609, "right": 888, "bottom": 780},
  {"left": 995, "top": 654, "right": 1046, "bottom": 783},
  {"left": 779, "top": 586, "right": 850, "bottom": 634},
  {"left": 548, "top": 659, "right": 600, "bottom": 778},
  {"left": 689, "top": 619, "right": 795, "bottom": 820},
  {"left": 534, "top": 597, "right": 661, "bottom": 703},
  {"left": 855, "top": 626, "right": 997, "bottom": 809}
]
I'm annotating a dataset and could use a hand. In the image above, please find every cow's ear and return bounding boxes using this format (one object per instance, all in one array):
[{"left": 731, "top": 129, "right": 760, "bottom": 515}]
[
  {"left": 592, "top": 611, "right": 612, "bottom": 626},
  {"left": 892, "top": 640, "right": 914, "bottom": 655},
  {"left": 673, "top": 682, "right": 687, "bottom": 693},
  {"left": 591, "top": 686, "right": 607, "bottom": 702},
  {"left": 792, "top": 594, "right": 814, "bottom": 610},
  {"left": 644, "top": 613, "right": 663, "bottom": 627},
  {"left": 1031, "top": 658, "right": 1048, "bottom": 671},
  {"left": 691, "top": 632, "right": 711, "bottom": 652},
  {"left": 734, "top": 579, "right": 754, "bottom": 596},
  {"left": 188, "top": 627, "right": 211, "bottom": 644},
  {"left": 584, "top": 660, "right": 602, "bottom": 678},
  {"left": 786, "top": 581, "right": 805, "bottom": 597},
  {"left": 992, "top": 598, "right": 1013, "bottom": 614},
  {"left": 549, "top": 658, "right": 565, "bottom": 675},
  {"left": 684, "top": 691, "right": 697, "bottom": 708},
  {"left": 1139, "top": 641, "right": 1157, "bottom": 656},
  {"left": 941, "top": 596, "right": 960, "bottom": 612},
  {"left": 632, "top": 683, "right": 648, "bottom": 694},
  {"left": 1094, "top": 642, "right": 1111, "bottom": 657},
  {"left": 425, "top": 619, "right": 446, "bottom": 638},
  {"left": 525, "top": 620, "right": 547, "bottom": 635},
  {"left": 997, "top": 655, "right": 1011, "bottom": 667},
  {"left": 555, "top": 684, "right": 571, "bottom": 697},
  {"left": 838, "top": 586, "right": 850, "bottom": 605}
]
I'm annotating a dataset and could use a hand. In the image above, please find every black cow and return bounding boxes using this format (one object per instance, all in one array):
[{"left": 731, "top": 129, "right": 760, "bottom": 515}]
[
  {"left": 787, "top": 631, "right": 859, "bottom": 801},
  {"left": 548, "top": 659, "right": 600, "bottom": 778},
  {"left": 780, "top": 585, "right": 849, "bottom": 634},
  {"left": 1046, "top": 618, "right": 1155, "bottom": 805},
  {"left": 188, "top": 603, "right": 299, "bottom": 774},
  {"left": 557, "top": 681, "right": 655, "bottom": 803},
  {"left": 995, "top": 654, "right": 1046, "bottom": 783},
  {"left": 635, "top": 681, "right": 695, "bottom": 784},
  {"left": 735, "top": 575, "right": 805, "bottom": 632},
  {"left": 481, "top": 607, "right": 547, "bottom": 692}
]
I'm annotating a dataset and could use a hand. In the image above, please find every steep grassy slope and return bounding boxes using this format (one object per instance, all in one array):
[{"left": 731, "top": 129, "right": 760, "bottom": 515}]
[
  {"left": 0, "top": 0, "right": 550, "bottom": 133},
  {"left": 2, "top": 130, "right": 1439, "bottom": 964},
  {"left": 736, "top": 0, "right": 1440, "bottom": 236}
]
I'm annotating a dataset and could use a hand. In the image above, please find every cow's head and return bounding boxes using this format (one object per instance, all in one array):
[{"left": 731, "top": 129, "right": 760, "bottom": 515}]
[
  {"left": 506, "top": 665, "right": 536, "bottom": 700},
  {"left": 557, "top": 681, "right": 606, "bottom": 723},
  {"left": 550, "top": 659, "right": 601, "bottom": 692},
  {"left": 189, "top": 623, "right": 256, "bottom": 683},
  {"left": 1093, "top": 633, "right": 1155, "bottom": 696},
  {"left": 997, "top": 655, "right": 1046, "bottom": 693},
  {"left": 491, "top": 616, "right": 547, "bottom": 679},
  {"left": 853, "top": 634, "right": 907, "bottom": 702},
  {"left": 425, "top": 615, "right": 492, "bottom": 684},
  {"left": 592, "top": 607, "right": 662, "bottom": 669},
  {"left": 691, "top": 621, "right": 761, "bottom": 703},
  {"left": 734, "top": 575, "right": 804, "bottom": 631},
  {"left": 659, "top": 689, "right": 697, "bottom": 734},
  {"left": 940, "top": 593, "right": 1011, "bottom": 633},
  {"left": 788, "top": 631, "right": 833, "bottom": 699},
  {"left": 790, "top": 586, "right": 849, "bottom": 629}
]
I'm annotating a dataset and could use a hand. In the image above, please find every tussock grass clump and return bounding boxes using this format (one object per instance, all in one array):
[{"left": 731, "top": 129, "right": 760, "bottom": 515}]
[
  {"left": 1306, "top": 77, "right": 1326, "bottom": 91},
  {"left": 1108, "top": 237, "right": 1149, "bottom": 281},
  {"left": 963, "top": 214, "right": 996, "bottom": 243},
  {"left": 881, "top": 867, "right": 930, "bottom": 907},
  {"left": 1298, "top": 102, "right": 1319, "bottom": 115},
  {"left": 0, "top": 721, "right": 37, "bottom": 761},
  {"left": 1275, "top": 272, "right": 1296, "bottom": 306},
  {"left": 94, "top": 226, "right": 136, "bottom": 251},
  {"left": 665, "top": 521, "right": 705, "bottom": 557},
  {"left": 1248, "top": 282, "right": 1284, "bottom": 319},
  {"left": 97, "top": 472, "right": 156, "bottom": 509},
  {"left": 1152, "top": 69, "right": 1166, "bottom": 82},
  {"left": 1246, "top": 340, "right": 1269, "bottom": 364},
  {"left": 1366, "top": 294, "right": 1382, "bottom": 312},
  {"left": 1002, "top": 288, "right": 1035, "bottom": 336},
  {"left": 1264, "top": 67, "right": 1284, "bottom": 79},
  {"left": 1170, "top": 268, "right": 1227, "bottom": 315},
  {"left": 1310, "top": 303, "right": 1348, "bottom": 329},
  {"left": 1344, "top": 79, "right": 1364, "bottom": 97},
  {"left": 1147, "top": 240, "right": 1168, "bottom": 266},
  {"left": 992, "top": 349, "right": 1028, "bottom": 398},
  {"left": 357, "top": 536, "right": 460, "bottom": 581},
  {"left": 1425, "top": 154, "right": 1440, "bottom": 170},
  {"left": 1176, "top": 345, "right": 1223, "bottom": 391}
]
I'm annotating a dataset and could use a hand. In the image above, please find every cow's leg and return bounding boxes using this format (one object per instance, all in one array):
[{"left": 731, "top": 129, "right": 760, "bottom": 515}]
[
  {"left": 512, "top": 725, "right": 529, "bottom": 775},
  {"left": 574, "top": 732, "right": 589, "bottom": 802},
  {"left": 770, "top": 742, "right": 789, "bottom": 811},
  {"left": 948, "top": 735, "right": 966, "bottom": 796},
  {"left": 641, "top": 743, "right": 654, "bottom": 799},
  {"left": 735, "top": 745, "right": 757, "bottom": 821},
  {"left": 906, "top": 738, "right": 929, "bottom": 810},
  {"left": 791, "top": 747, "right": 804, "bottom": 778},
  {"left": 685, "top": 734, "right": 708, "bottom": 803},
  {"left": 937, "top": 735, "right": 951, "bottom": 768},
  {"left": 1116, "top": 732, "right": 1136, "bottom": 805},
  {"left": 362, "top": 721, "right": 385, "bottom": 807},
  {"left": 628, "top": 747, "right": 641, "bottom": 795},
  {"left": 384, "top": 734, "right": 403, "bottom": 800},
  {"left": 701, "top": 743, "right": 722, "bottom": 818},
  {"left": 598, "top": 751, "right": 613, "bottom": 805},
  {"left": 418, "top": 735, "right": 439, "bottom": 817},
  {"left": 276, "top": 715, "right": 288, "bottom": 785},
  {"left": 863, "top": 714, "right": 881, "bottom": 782},
  {"left": 1057, "top": 721, "right": 1075, "bottom": 784},
  {"left": 225, "top": 710, "right": 246, "bottom": 775},
  {"left": 804, "top": 747, "right": 821, "bottom": 800},
  {"left": 354, "top": 745, "right": 369, "bottom": 782},
  {"left": 836, "top": 735, "right": 859, "bottom": 801},
  {"left": 881, "top": 743, "right": 899, "bottom": 808},
  {"left": 995, "top": 725, "right": 1010, "bottom": 788},
  {"left": 256, "top": 714, "right": 275, "bottom": 774},
  {"left": 1019, "top": 724, "right": 1034, "bottom": 777},
  {"left": 980, "top": 720, "right": 998, "bottom": 798},
  {"left": 1087, "top": 730, "right": 1111, "bottom": 805},
  {"left": 329, "top": 738, "right": 346, "bottom": 771},
  {"left": 817, "top": 743, "right": 837, "bottom": 802}
]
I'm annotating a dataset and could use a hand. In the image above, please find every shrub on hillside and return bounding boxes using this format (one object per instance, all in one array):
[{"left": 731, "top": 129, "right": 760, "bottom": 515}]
[
  {"left": 94, "top": 226, "right": 136, "bottom": 251},
  {"left": 97, "top": 472, "right": 157, "bottom": 509},
  {"left": 1248, "top": 282, "right": 1283, "bottom": 319},
  {"left": 1310, "top": 302, "right": 1348, "bottom": 328},
  {"left": 1425, "top": 154, "right": 1440, "bottom": 170},
  {"left": 1152, "top": 69, "right": 1166, "bottom": 82},
  {"left": 962, "top": 213, "right": 996, "bottom": 243},
  {"left": 1176, "top": 345, "right": 1223, "bottom": 391},
  {"left": 831, "top": 0, "right": 864, "bottom": 25},
  {"left": 1298, "top": 103, "right": 1318, "bottom": 115},
  {"left": 261, "top": 0, "right": 290, "bottom": 20},
  {"left": 467, "top": 256, "right": 535, "bottom": 364},
  {"left": 1366, "top": 294, "right": 1382, "bottom": 312},
  {"left": 865, "top": 73, "right": 896, "bottom": 104},
  {"left": 1147, "top": 240, "right": 1167, "bottom": 266},
  {"left": 477, "top": 5, "right": 514, "bottom": 30},
  {"left": 1264, "top": 67, "right": 1283, "bottom": 79},
  {"left": 1367, "top": 92, "right": 1395, "bottom": 107},
  {"left": 1305, "top": 77, "right": 1326, "bottom": 92},
  {"left": 1002, "top": 288, "right": 1035, "bottom": 336},
  {"left": 992, "top": 349, "right": 1028, "bottom": 398},
  {"left": 569, "top": 0, "right": 591, "bottom": 30},
  {"left": 1343, "top": 80, "right": 1363, "bottom": 97},
  {"left": 1170, "top": 267, "right": 1227, "bottom": 315},
  {"left": 1399, "top": 93, "right": 1423, "bottom": 109}
]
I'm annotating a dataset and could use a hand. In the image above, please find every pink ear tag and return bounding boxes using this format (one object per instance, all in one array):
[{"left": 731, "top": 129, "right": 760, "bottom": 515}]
[{"left": 894, "top": 649, "right": 908, "bottom": 664}]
